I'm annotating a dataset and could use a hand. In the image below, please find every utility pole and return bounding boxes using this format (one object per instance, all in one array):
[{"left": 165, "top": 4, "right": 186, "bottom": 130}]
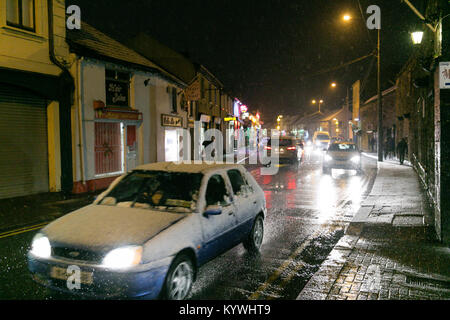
[{"left": 377, "top": 28, "right": 383, "bottom": 162}]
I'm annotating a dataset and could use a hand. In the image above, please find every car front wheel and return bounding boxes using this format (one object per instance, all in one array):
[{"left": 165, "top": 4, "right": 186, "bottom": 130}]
[
  {"left": 161, "top": 254, "right": 194, "bottom": 300},
  {"left": 243, "top": 215, "right": 264, "bottom": 254}
]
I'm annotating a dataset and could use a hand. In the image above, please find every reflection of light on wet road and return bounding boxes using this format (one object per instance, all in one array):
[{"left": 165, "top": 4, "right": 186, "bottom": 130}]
[
  {"left": 316, "top": 175, "right": 337, "bottom": 223},
  {"left": 348, "top": 175, "right": 363, "bottom": 211}
]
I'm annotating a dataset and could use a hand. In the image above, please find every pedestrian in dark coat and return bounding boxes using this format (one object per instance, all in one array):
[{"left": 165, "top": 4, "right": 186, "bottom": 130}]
[{"left": 397, "top": 138, "right": 408, "bottom": 165}]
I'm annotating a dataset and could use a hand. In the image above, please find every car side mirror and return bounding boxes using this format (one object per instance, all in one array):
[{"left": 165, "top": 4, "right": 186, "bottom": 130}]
[{"left": 203, "top": 205, "right": 222, "bottom": 217}]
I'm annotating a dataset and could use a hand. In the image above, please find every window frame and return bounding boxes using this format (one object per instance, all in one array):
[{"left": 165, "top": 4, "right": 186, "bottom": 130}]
[{"left": 6, "top": 0, "right": 36, "bottom": 32}]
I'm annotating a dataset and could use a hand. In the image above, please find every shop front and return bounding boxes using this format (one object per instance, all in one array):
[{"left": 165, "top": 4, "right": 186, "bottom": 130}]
[{"left": 161, "top": 114, "right": 183, "bottom": 162}]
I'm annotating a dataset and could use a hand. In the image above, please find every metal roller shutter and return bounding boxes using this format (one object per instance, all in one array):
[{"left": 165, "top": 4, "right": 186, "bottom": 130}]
[{"left": 0, "top": 84, "right": 49, "bottom": 199}]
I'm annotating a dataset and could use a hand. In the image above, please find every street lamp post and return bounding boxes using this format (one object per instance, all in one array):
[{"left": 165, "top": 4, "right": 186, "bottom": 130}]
[
  {"left": 377, "top": 28, "right": 383, "bottom": 162},
  {"left": 312, "top": 99, "right": 323, "bottom": 113},
  {"left": 342, "top": 13, "right": 383, "bottom": 161}
]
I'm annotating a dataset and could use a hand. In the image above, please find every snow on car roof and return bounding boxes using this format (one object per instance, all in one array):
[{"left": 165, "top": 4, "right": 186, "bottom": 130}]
[{"left": 134, "top": 162, "right": 244, "bottom": 174}]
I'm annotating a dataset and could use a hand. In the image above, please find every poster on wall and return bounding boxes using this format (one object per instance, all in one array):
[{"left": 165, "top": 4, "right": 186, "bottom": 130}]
[{"left": 440, "top": 62, "right": 450, "bottom": 89}]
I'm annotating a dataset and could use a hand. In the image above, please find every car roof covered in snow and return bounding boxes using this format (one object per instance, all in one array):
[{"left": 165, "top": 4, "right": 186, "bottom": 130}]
[{"left": 133, "top": 162, "right": 245, "bottom": 174}]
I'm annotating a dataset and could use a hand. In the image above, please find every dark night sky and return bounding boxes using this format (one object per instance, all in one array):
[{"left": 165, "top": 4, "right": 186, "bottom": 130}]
[{"left": 70, "top": 0, "right": 420, "bottom": 123}]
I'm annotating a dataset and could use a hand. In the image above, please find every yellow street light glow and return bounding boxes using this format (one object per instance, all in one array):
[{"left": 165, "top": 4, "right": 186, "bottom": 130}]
[
  {"left": 312, "top": 99, "right": 316, "bottom": 104},
  {"left": 331, "top": 82, "right": 337, "bottom": 88},
  {"left": 411, "top": 31, "right": 424, "bottom": 45},
  {"left": 343, "top": 14, "right": 351, "bottom": 21},
  {"left": 319, "top": 100, "right": 324, "bottom": 103}
]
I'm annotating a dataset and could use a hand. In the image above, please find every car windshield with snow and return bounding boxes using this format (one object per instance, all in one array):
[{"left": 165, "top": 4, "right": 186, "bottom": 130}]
[{"left": 99, "top": 171, "right": 203, "bottom": 213}]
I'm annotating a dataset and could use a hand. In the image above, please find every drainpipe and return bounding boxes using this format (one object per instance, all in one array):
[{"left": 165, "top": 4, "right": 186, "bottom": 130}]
[
  {"left": 47, "top": 0, "right": 74, "bottom": 193},
  {"left": 47, "top": 0, "right": 72, "bottom": 80},
  {"left": 77, "top": 57, "right": 86, "bottom": 187}
]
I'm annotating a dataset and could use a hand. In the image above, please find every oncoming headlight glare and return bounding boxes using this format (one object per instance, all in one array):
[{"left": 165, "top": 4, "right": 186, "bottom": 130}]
[{"left": 351, "top": 155, "right": 361, "bottom": 163}]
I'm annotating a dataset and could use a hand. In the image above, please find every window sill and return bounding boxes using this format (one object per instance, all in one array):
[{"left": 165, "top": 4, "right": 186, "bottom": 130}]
[{"left": 1, "top": 25, "right": 45, "bottom": 43}]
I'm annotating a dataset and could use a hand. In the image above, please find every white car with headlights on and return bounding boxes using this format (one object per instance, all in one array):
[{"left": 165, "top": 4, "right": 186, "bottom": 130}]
[
  {"left": 322, "top": 142, "right": 362, "bottom": 175},
  {"left": 28, "top": 162, "right": 266, "bottom": 300}
]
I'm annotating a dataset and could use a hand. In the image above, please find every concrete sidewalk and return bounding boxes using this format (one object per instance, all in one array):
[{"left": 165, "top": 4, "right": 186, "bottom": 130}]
[{"left": 297, "top": 160, "right": 450, "bottom": 300}]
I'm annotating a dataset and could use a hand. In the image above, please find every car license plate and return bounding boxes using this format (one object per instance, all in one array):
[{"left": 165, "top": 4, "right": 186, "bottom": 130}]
[{"left": 50, "top": 266, "right": 93, "bottom": 285}]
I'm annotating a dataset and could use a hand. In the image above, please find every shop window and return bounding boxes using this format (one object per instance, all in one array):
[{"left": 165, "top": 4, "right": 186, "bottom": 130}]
[
  {"left": 95, "top": 122, "right": 124, "bottom": 175},
  {"left": 6, "top": 0, "right": 35, "bottom": 31},
  {"left": 105, "top": 69, "right": 130, "bottom": 107}
]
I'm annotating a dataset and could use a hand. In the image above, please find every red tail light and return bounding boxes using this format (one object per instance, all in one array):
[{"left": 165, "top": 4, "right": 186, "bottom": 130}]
[
  {"left": 287, "top": 146, "right": 296, "bottom": 150},
  {"left": 264, "top": 146, "right": 272, "bottom": 150}
]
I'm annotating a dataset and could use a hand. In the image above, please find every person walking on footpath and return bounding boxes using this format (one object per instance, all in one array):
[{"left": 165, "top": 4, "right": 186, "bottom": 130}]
[
  {"left": 397, "top": 137, "right": 408, "bottom": 165},
  {"left": 202, "top": 136, "right": 216, "bottom": 160}
]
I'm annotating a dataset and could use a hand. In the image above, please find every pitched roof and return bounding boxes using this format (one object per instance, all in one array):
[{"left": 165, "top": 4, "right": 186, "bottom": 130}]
[{"left": 67, "top": 22, "right": 185, "bottom": 86}]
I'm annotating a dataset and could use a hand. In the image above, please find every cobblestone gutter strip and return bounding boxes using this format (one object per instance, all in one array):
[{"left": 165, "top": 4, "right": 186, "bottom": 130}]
[{"left": 296, "top": 235, "right": 359, "bottom": 300}]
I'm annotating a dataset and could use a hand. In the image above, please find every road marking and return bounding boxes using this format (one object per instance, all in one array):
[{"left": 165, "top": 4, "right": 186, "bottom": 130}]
[
  {"left": 0, "top": 222, "right": 49, "bottom": 239},
  {"left": 248, "top": 230, "right": 321, "bottom": 300}
]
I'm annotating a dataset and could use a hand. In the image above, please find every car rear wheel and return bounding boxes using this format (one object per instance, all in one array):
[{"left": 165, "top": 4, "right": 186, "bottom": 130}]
[
  {"left": 161, "top": 254, "right": 194, "bottom": 300},
  {"left": 243, "top": 215, "right": 264, "bottom": 254}
]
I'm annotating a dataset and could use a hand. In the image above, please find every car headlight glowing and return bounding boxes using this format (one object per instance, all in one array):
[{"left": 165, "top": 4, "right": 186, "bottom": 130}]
[
  {"left": 102, "top": 246, "right": 143, "bottom": 269},
  {"left": 351, "top": 155, "right": 361, "bottom": 163},
  {"left": 30, "top": 233, "right": 51, "bottom": 258},
  {"left": 325, "top": 154, "right": 333, "bottom": 162}
]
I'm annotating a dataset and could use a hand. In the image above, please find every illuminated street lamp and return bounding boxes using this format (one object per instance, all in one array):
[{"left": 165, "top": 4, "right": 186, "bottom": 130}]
[
  {"left": 312, "top": 99, "right": 324, "bottom": 113},
  {"left": 411, "top": 31, "right": 424, "bottom": 44},
  {"left": 343, "top": 14, "right": 352, "bottom": 22},
  {"left": 331, "top": 82, "right": 337, "bottom": 88}
]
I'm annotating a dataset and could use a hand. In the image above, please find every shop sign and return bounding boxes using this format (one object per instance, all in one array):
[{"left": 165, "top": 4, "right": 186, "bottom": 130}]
[
  {"left": 106, "top": 79, "right": 129, "bottom": 106},
  {"left": 162, "top": 114, "right": 183, "bottom": 127},
  {"left": 200, "top": 114, "right": 211, "bottom": 123},
  {"left": 185, "top": 79, "right": 201, "bottom": 101},
  {"left": 96, "top": 109, "right": 142, "bottom": 120}
]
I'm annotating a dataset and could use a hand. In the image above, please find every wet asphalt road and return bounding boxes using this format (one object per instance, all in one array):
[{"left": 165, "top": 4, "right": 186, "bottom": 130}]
[{"left": 0, "top": 148, "right": 377, "bottom": 300}]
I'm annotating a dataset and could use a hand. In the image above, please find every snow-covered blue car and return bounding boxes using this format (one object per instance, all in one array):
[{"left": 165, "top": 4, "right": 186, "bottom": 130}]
[{"left": 28, "top": 162, "right": 266, "bottom": 300}]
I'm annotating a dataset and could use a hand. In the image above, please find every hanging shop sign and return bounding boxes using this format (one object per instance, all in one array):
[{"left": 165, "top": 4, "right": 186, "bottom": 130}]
[
  {"left": 224, "top": 117, "right": 236, "bottom": 121},
  {"left": 440, "top": 62, "right": 450, "bottom": 89},
  {"left": 161, "top": 114, "right": 183, "bottom": 127},
  {"left": 185, "top": 79, "right": 201, "bottom": 101}
]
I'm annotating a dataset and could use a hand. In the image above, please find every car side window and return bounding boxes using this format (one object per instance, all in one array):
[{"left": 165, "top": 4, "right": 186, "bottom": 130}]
[
  {"left": 205, "top": 174, "right": 229, "bottom": 206},
  {"left": 227, "top": 169, "right": 253, "bottom": 196},
  {"left": 227, "top": 169, "right": 246, "bottom": 194}
]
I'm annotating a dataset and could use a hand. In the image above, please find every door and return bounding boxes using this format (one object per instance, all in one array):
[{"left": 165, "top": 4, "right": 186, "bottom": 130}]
[
  {"left": 0, "top": 85, "right": 49, "bottom": 199},
  {"left": 226, "top": 168, "right": 258, "bottom": 236},
  {"left": 94, "top": 122, "right": 123, "bottom": 175},
  {"left": 198, "top": 173, "right": 238, "bottom": 264},
  {"left": 126, "top": 125, "right": 137, "bottom": 171}
]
